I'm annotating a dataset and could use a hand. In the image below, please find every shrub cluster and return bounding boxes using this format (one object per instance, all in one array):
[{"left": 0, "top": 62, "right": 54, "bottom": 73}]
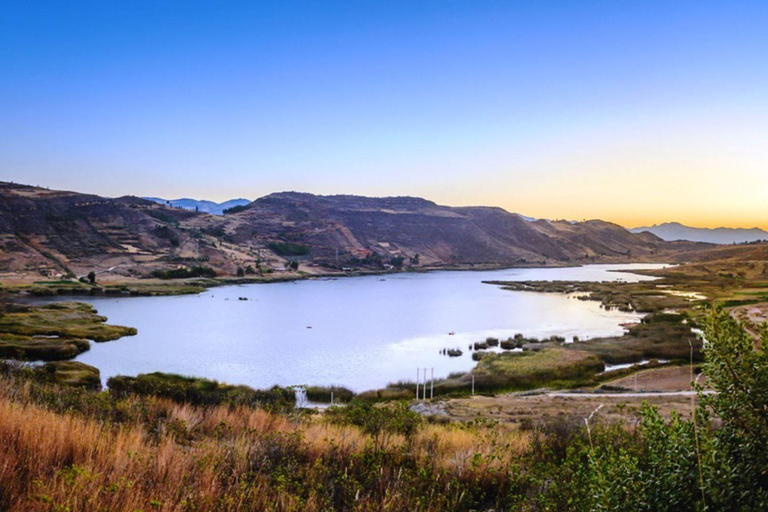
[{"left": 151, "top": 266, "right": 217, "bottom": 279}]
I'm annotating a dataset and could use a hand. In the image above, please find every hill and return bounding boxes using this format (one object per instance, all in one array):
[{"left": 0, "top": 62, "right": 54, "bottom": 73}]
[
  {"left": 224, "top": 192, "right": 696, "bottom": 267},
  {"left": 0, "top": 182, "right": 706, "bottom": 282},
  {"left": 631, "top": 222, "right": 768, "bottom": 244}
]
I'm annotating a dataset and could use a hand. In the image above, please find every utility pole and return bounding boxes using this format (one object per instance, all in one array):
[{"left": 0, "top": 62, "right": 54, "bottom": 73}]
[
  {"left": 416, "top": 368, "right": 420, "bottom": 399},
  {"left": 430, "top": 368, "right": 434, "bottom": 399},
  {"left": 472, "top": 375, "right": 475, "bottom": 395}
]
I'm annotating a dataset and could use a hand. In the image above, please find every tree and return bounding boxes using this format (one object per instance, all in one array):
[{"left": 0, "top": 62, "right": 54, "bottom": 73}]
[
  {"left": 236, "top": 267, "right": 245, "bottom": 277},
  {"left": 582, "top": 308, "right": 768, "bottom": 511},
  {"left": 87, "top": 271, "right": 96, "bottom": 284},
  {"left": 698, "top": 307, "right": 768, "bottom": 508}
]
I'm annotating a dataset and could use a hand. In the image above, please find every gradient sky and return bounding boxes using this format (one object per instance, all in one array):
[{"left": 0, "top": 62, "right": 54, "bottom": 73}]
[{"left": 1, "top": 1, "right": 767, "bottom": 229}]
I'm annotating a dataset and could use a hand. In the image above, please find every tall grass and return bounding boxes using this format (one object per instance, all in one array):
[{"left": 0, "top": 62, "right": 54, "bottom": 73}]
[{"left": 0, "top": 371, "right": 531, "bottom": 511}]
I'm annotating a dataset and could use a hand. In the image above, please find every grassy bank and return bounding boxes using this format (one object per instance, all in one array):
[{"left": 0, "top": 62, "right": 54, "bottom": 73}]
[
  {"left": 573, "top": 312, "right": 703, "bottom": 364},
  {"left": 108, "top": 372, "right": 295, "bottom": 411},
  {"left": 0, "top": 302, "right": 136, "bottom": 360}
]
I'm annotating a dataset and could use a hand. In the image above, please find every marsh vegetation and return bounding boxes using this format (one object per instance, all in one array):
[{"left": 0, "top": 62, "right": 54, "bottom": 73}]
[{"left": 0, "top": 302, "right": 136, "bottom": 360}]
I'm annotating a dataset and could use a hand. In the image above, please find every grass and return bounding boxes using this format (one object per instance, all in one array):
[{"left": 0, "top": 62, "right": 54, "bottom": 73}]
[
  {"left": 0, "top": 335, "right": 90, "bottom": 361},
  {"left": 107, "top": 372, "right": 295, "bottom": 411},
  {"left": 304, "top": 385, "right": 355, "bottom": 403},
  {"left": 469, "top": 347, "right": 605, "bottom": 391},
  {"left": 485, "top": 279, "right": 692, "bottom": 312},
  {"left": 0, "top": 302, "right": 136, "bottom": 361},
  {"left": 0, "top": 365, "right": 539, "bottom": 512},
  {"left": 0, "top": 302, "right": 137, "bottom": 342},
  {"left": 370, "top": 348, "right": 608, "bottom": 399},
  {"left": 572, "top": 312, "right": 703, "bottom": 364},
  {"left": 380, "top": 347, "right": 606, "bottom": 399},
  {"left": 37, "top": 361, "right": 102, "bottom": 389}
]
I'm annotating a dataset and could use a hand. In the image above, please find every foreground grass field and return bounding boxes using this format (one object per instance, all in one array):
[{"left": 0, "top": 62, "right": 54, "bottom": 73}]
[{"left": 0, "top": 309, "right": 766, "bottom": 511}]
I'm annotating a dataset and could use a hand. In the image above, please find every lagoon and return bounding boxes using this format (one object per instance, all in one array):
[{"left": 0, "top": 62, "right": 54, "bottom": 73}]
[{"left": 67, "top": 264, "right": 666, "bottom": 391}]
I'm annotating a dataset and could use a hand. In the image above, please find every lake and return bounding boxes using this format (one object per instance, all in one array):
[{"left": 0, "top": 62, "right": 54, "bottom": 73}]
[{"left": 63, "top": 264, "right": 666, "bottom": 391}]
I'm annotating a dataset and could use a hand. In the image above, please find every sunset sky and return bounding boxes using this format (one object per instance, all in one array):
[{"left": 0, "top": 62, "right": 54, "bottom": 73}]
[{"left": 1, "top": 1, "right": 766, "bottom": 229}]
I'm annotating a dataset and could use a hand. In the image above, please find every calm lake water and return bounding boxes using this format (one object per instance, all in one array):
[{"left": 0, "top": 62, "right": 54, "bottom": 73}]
[{"left": 61, "top": 264, "right": 666, "bottom": 391}]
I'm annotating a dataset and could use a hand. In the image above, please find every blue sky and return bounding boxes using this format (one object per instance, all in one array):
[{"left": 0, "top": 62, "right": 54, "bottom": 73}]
[{"left": 1, "top": 1, "right": 767, "bottom": 228}]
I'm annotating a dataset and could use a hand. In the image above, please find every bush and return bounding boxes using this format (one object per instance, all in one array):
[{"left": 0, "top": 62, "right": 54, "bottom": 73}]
[
  {"left": 305, "top": 386, "right": 355, "bottom": 403},
  {"left": 325, "top": 402, "right": 421, "bottom": 447},
  {"left": 107, "top": 373, "right": 294, "bottom": 411},
  {"left": 151, "top": 266, "right": 217, "bottom": 279},
  {"left": 268, "top": 242, "right": 310, "bottom": 256},
  {"left": 576, "top": 308, "right": 768, "bottom": 510}
]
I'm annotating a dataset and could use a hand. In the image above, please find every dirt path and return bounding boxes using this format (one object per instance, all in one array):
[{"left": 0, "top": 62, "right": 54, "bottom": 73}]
[
  {"left": 442, "top": 392, "right": 701, "bottom": 424},
  {"left": 438, "top": 365, "right": 709, "bottom": 424},
  {"left": 602, "top": 365, "right": 705, "bottom": 392}
]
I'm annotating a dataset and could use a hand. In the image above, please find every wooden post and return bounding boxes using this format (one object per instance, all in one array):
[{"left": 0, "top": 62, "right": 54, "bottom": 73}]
[
  {"left": 330, "top": 391, "right": 334, "bottom": 405},
  {"left": 416, "top": 368, "right": 420, "bottom": 399},
  {"left": 472, "top": 374, "right": 475, "bottom": 395}
]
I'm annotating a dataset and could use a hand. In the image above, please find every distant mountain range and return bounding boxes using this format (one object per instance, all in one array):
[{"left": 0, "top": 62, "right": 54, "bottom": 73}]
[
  {"left": 630, "top": 222, "right": 768, "bottom": 245},
  {"left": 142, "top": 197, "right": 250, "bottom": 215}
]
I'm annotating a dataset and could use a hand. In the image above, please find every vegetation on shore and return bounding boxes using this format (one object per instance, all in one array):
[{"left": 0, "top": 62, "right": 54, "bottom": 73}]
[
  {"left": 0, "top": 309, "right": 765, "bottom": 511},
  {"left": 37, "top": 361, "right": 102, "bottom": 389},
  {"left": 305, "top": 385, "right": 355, "bottom": 403},
  {"left": 0, "top": 302, "right": 136, "bottom": 360},
  {"left": 573, "top": 311, "right": 703, "bottom": 364},
  {"left": 484, "top": 278, "right": 693, "bottom": 312},
  {"left": 470, "top": 347, "right": 604, "bottom": 391},
  {"left": 108, "top": 372, "right": 295, "bottom": 411}
]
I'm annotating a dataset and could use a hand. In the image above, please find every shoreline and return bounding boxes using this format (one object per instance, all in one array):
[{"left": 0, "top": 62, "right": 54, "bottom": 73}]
[
  {"left": 7, "top": 262, "right": 677, "bottom": 398},
  {"left": 2, "top": 259, "right": 673, "bottom": 300}
]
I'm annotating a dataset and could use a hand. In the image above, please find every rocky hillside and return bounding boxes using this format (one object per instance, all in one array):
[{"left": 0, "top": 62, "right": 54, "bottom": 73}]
[
  {"left": 0, "top": 182, "right": 250, "bottom": 280},
  {"left": 0, "top": 182, "right": 706, "bottom": 281},
  {"left": 225, "top": 192, "right": 696, "bottom": 266}
]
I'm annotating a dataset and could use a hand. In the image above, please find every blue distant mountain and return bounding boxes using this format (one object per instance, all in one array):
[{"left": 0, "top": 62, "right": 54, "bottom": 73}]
[
  {"left": 142, "top": 197, "right": 251, "bottom": 215},
  {"left": 630, "top": 222, "right": 768, "bottom": 245}
]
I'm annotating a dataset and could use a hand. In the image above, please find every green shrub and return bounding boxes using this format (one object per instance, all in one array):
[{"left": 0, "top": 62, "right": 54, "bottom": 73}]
[
  {"left": 107, "top": 373, "right": 294, "bottom": 411},
  {"left": 268, "top": 242, "right": 310, "bottom": 256},
  {"left": 151, "top": 266, "right": 217, "bottom": 279},
  {"left": 305, "top": 386, "right": 355, "bottom": 403}
]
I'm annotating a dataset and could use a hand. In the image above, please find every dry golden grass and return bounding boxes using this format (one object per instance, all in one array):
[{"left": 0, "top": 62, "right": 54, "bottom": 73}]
[{"left": 0, "top": 376, "right": 530, "bottom": 512}]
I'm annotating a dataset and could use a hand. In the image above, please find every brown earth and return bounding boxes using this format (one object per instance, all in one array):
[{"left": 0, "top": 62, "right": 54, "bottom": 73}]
[
  {"left": 0, "top": 182, "right": 709, "bottom": 285},
  {"left": 442, "top": 392, "right": 700, "bottom": 424},
  {"left": 438, "top": 365, "right": 707, "bottom": 424}
]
